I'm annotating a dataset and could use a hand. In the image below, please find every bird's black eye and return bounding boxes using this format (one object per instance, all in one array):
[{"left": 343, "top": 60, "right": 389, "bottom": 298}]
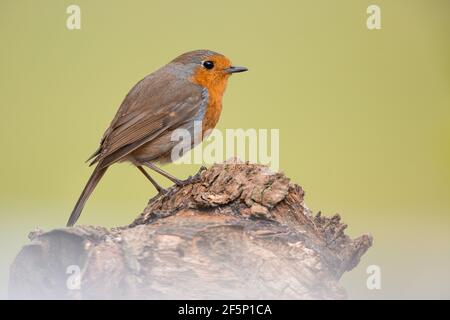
[{"left": 202, "top": 60, "right": 214, "bottom": 70}]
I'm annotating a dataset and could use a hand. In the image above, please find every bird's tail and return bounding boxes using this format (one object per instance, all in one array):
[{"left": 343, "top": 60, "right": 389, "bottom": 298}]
[{"left": 66, "top": 166, "right": 108, "bottom": 227}]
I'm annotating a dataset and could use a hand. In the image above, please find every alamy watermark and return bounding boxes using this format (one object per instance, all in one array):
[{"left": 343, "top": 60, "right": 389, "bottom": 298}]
[
  {"left": 366, "top": 265, "right": 382, "bottom": 290},
  {"left": 366, "top": 5, "right": 381, "bottom": 30},
  {"left": 170, "top": 121, "right": 280, "bottom": 171},
  {"left": 66, "top": 264, "right": 81, "bottom": 290},
  {"left": 66, "top": 5, "right": 81, "bottom": 30}
]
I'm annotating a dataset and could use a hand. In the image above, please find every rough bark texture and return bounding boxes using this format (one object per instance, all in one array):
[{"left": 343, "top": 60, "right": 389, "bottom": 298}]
[{"left": 9, "top": 160, "right": 372, "bottom": 299}]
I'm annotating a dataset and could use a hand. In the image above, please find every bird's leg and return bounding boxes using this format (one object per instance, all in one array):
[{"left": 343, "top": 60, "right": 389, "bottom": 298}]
[
  {"left": 144, "top": 162, "right": 200, "bottom": 187},
  {"left": 144, "top": 162, "right": 184, "bottom": 185},
  {"left": 137, "top": 166, "right": 166, "bottom": 194}
]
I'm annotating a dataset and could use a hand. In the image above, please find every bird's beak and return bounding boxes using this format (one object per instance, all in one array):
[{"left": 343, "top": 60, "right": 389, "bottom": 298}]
[{"left": 224, "top": 66, "right": 248, "bottom": 74}]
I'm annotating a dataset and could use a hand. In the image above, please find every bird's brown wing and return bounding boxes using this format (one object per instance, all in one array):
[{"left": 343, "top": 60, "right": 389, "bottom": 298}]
[{"left": 89, "top": 70, "right": 207, "bottom": 169}]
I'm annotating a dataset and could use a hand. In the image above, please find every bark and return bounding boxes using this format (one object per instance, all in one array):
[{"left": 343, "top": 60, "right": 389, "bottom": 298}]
[{"left": 9, "top": 160, "right": 372, "bottom": 299}]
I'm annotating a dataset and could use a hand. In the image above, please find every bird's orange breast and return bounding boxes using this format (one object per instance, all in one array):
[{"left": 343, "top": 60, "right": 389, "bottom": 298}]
[
  {"left": 201, "top": 82, "right": 226, "bottom": 134},
  {"left": 191, "top": 66, "right": 230, "bottom": 136}
]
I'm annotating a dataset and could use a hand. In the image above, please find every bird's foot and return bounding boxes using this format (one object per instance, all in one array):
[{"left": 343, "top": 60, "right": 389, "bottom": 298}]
[
  {"left": 148, "top": 187, "right": 168, "bottom": 203},
  {"left": 157, "top": 187, "right": 168, "bottom": 195},
  {"left": 174, "top": 172, "right": 202, "bottom": 187}
]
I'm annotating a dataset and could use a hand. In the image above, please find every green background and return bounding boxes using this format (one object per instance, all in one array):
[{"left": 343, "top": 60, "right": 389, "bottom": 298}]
[{"left": 1, "top": 0, "right": 449, "bottom": 299}]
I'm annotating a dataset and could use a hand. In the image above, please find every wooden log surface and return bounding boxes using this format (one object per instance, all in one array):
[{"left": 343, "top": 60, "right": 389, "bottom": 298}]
[{"left": 9, "top": 160, "right": 372, "bottom": 299}]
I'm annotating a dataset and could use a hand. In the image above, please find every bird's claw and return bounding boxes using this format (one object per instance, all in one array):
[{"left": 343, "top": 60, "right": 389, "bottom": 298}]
[
  {"left": 174, "top": 174, "right": 201, "bottom": 187},
  {"left": 157, "top": 188, "right": 168, "bottom": 195}
]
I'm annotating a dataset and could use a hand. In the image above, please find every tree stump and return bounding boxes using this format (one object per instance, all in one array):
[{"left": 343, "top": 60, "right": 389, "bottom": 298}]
[{"left": 9, "top": 161, "right": 372, "bottom": 299}]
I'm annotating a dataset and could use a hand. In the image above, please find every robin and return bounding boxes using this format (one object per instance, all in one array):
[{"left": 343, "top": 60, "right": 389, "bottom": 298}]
[{"left": 67, "top": 50, "right": 248, "bottom": 226}]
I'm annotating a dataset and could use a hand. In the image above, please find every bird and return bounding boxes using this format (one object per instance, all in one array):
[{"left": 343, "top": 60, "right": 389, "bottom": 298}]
[{"left": 66, "top": 49, "right": 248, "bottom": 227}]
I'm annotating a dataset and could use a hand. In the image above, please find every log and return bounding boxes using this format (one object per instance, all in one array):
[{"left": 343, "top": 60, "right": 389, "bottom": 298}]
[{"left": 9, "top": 160, "right": 372, "bottom": 299}]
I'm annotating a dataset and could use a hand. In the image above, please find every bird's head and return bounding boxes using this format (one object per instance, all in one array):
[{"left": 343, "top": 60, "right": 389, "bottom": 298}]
[{"left": 170, "top": 50, "right": 247, "bottom": 91}]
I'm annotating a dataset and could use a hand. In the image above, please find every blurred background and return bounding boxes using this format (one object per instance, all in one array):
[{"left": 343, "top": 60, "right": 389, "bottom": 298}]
[{"left": 0, "top": 0, "right": 449, "bottom": 299}]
